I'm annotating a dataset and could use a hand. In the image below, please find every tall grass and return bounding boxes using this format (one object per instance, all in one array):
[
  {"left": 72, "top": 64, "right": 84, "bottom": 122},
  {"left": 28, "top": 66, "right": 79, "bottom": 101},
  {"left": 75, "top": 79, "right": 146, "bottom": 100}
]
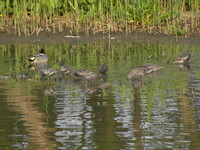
[{"left": 0, "top": 0, "right": 199, "bottom": 36}]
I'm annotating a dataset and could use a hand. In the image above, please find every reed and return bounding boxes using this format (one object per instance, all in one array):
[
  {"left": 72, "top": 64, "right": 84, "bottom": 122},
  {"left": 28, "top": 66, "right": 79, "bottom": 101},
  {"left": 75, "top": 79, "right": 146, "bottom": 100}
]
[{"left": 0, "top": 0, "right": 199, "bottom": 36}]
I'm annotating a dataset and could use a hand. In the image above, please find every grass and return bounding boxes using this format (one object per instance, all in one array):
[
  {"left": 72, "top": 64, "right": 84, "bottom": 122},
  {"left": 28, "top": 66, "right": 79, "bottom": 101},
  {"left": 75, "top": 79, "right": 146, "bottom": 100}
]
[{"left": 0, "top": 0, "right": 199, "bottom": 36}]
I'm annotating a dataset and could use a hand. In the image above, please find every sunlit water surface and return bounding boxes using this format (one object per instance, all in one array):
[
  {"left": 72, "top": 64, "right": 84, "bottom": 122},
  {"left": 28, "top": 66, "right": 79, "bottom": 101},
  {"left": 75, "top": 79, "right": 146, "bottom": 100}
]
[{"left": 0, "top": 41, "right": 200, "bottom": 150}]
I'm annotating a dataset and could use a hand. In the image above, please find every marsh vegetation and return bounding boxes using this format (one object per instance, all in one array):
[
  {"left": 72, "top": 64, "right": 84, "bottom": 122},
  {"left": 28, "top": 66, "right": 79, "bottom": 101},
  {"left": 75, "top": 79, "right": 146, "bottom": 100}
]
[{"left": 0, "top": 0, "right": 199, "bottom": 36}]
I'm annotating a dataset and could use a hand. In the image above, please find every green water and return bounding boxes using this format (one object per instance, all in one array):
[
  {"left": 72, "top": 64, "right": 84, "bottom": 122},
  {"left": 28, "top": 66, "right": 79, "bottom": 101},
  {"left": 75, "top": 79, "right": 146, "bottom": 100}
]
[{"left": 0, "top": 42, "right": 200, "bottom": 150}]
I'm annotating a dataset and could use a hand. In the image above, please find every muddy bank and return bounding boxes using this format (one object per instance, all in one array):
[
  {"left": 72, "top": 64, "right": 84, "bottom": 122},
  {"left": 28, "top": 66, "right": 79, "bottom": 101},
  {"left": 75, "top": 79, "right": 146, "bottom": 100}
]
[{"left": 0, "top": 31, "right": 200, "bottom": 45}]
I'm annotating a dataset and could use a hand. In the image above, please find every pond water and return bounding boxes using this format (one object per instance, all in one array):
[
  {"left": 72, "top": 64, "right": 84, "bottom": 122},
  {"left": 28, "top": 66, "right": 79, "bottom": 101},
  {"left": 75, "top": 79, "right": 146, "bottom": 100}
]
[{"left": 0, "top": 41, "right": 200, "bottom": 150}]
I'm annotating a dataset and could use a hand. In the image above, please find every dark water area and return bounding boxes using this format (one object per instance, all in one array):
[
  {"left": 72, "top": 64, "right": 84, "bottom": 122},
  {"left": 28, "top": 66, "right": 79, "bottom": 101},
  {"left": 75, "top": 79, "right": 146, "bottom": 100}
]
[{"left": 0, "top": 42, "right": 200, "bottom": 150}]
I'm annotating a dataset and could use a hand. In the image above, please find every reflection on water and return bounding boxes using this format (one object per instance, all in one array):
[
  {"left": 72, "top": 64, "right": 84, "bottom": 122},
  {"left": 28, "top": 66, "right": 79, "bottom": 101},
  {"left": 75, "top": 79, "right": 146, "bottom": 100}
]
[{"left": 0, "top": 42, "right": 200, "bottom": 149}]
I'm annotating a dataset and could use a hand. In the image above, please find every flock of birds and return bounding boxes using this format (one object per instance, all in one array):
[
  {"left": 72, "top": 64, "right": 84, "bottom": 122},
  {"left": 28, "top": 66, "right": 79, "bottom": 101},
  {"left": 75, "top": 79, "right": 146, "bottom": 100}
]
[
  {"left": 28, "top": 49, "right": 113, "bottom": 91},
  {"left": 28, "top": 49, "right": 108, "bottom": 81},
  {"left": 28, "top": 49, "right": 191, "bottom": 87}
]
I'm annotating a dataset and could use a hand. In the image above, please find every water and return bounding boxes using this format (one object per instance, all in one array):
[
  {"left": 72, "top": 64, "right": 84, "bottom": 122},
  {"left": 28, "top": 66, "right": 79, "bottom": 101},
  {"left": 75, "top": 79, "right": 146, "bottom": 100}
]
[{"left": 0, "top": 42, "right": 200, "bottom": 150}]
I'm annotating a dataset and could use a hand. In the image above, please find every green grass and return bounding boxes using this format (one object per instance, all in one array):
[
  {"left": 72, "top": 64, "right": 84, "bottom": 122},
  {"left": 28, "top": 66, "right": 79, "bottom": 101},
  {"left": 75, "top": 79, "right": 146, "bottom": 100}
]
[{"left": 0, "top": 0, "right": 199, "bottom": 36}]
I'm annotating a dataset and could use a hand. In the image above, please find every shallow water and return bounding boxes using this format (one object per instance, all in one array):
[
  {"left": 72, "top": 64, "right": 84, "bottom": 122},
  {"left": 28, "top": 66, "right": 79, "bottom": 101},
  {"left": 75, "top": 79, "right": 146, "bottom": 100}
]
[{"left": 0, "top": 42, "right": 200, "bottom": 150}]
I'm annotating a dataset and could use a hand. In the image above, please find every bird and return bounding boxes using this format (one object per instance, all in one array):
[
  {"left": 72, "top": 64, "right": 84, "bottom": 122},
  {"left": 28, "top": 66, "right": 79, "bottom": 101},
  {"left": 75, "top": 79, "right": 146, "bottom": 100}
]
[
  {"left": 127, "top": 64, "right": 163, "bottom": 79},
  {"left": 60, "top": 65, "right": 71, "bottom": 75},
  {"left": 28, "top": 62, "right": 48, "bottom": 70},
  {"left": 174, "top": 54, "right": 191, "bottom": 64},
  {"left": 39, "top": 68, "right": 57, "bottom": 77},
  {"left": 73, "top": 69, "right": 103, "bottom": 82},
  {"left": 98, "top": 64, "right": 108, "bottom": 74},
  {"left": 28, "top": 48, "right": 48, "bottom": 63}
]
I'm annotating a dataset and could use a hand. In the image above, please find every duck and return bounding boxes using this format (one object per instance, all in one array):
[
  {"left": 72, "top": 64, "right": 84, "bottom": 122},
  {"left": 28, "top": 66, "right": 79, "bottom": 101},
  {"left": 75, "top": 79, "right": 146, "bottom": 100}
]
[
  {"left": 28, "top": 48, "right": 48, "bottom": 63},
  {"left": 127, "top": 64, "right": 163, "bottom": 79},
  {"left": 174, "top": 54, "right": 191, "bottom": 64},
  {"left": 39, "top": 68, "right": 57, "bottom": 77},
  {"left": 60, "top": 65, "right": 71, "bottom": 75},
  {"left": 28, "top": 62, "right": 48, "bottom": 70},
  {"left": 177, "top": 62, "right": 190, "bottom": 71},
  {"left": 73, "top": 69, "right": 103, "bottom": 82},
  {"left": 98, "top": 64, "right": 108, "bottom": 74}
]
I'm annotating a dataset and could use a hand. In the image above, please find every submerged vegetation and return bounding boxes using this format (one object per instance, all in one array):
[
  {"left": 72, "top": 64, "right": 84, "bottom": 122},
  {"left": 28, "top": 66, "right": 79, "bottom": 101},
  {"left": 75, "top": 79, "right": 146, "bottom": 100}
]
[{"left": 0, "top": 0, "right": 199, "bottom": 36}]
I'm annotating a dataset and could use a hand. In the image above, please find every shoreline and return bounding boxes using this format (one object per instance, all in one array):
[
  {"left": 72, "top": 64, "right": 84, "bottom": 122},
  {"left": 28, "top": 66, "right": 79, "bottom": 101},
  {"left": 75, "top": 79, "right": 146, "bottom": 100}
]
[{"left": 0, "top": 31, "right": 200, "bottom": 45}]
